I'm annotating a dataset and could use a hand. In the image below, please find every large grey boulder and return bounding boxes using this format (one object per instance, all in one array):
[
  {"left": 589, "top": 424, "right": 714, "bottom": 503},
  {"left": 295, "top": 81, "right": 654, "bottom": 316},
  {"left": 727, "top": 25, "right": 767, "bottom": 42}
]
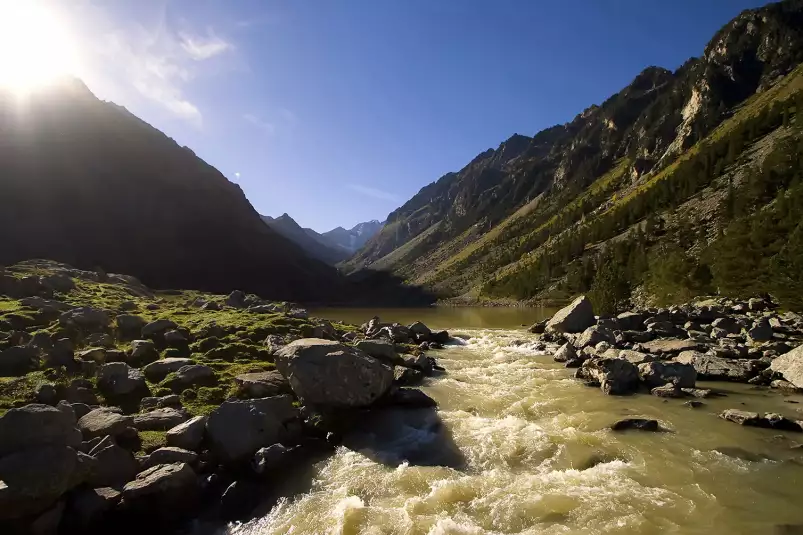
[
  {"left": 65, "top": 487, "right": 121, "bottom": 530},
  {"left": 674, "top": 351, "right": 757, "bottom": 382},
  {"left": 132, "top": 408, "right": 188, "bottom": 431},
  {"left": 275, "top": 339, "right": 393, "bottom": 407},
  {"left": 59, "top": 307, "right": 110, "bottom": 331},
  {"left": 0, "top": 445, "right": 89, "bottom": 519},
  {"left": 616, "top": 311, "right": 647, "bottom": 331},
  {"left": 121, "top": 463, "right": 199, "bottom": 513},
  {"left": 769, "top": 345, "right": 803, "bottom": 388},
  {"left": 552, "top": 343, "right": 577, "bottom": 363},
  {"left": 141, "top": 319, "right": 179, "bottom": 339},
  {"left": 638, "top": 361, "right": 697, "bottom": 388},
  {"left": 576, "top": 357, "right": 639, "bottom": 395},
  {"left": 546, "top": 295, "right": 595, "bottom": 334},
  {"left": 0, "top": 404, "right": 80, "bottom": 456},
  {"left": 142, "top": 357, "right": 194, "bottom": 382},
  {"left": 116, "top": 315, "right": 147, "bottom": 340},
  {"left": 166, "top": 415, "right": 207, "bottom": 451},
  {"left": 234, "top": 370, "right": 291, "bottom": 398},
  {"left": 162, "top": 364, "right": 216, "bottom": 391},
  {"left": 747, "top": 319, "right": 774, "bottom": 342},
  {"left": 0, "top": 345, "right": 39, "bottom": 376},
  {"left": 355, "top": 339, "right": 404, "bottom": 366},
  {"left": 619, "top": 350, "right": 657, "bottom": 365},
  {"left": 206, "top": 397, "right": 297, "bottom": 464},
  {"left": 97, "top": 362, "right": 149, "bottom": 398},
  {"left": 77, "top": 408, "right": 132, "bottom": 439},
  {"left": 87, "top": 437, "right": 139, "bottom": 487},
  {"left": 408, "top": 321, "right": 432, "bottom": 338},
  {"left": 128, "top": 340, "right": 160, "bottom": 367},
  {"left": 575, "top": 326, "right": 615, "bottom": 349}
]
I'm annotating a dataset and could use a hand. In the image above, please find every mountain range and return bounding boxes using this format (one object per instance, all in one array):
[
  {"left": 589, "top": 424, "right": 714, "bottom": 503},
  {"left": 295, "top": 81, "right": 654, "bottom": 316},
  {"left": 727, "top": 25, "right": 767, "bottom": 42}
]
[
  {"left": 260, "top": 214, "right": 382, "bottom": 265},
  {"left": 344, "top": 0, "right": 803, "bottom": 310}
]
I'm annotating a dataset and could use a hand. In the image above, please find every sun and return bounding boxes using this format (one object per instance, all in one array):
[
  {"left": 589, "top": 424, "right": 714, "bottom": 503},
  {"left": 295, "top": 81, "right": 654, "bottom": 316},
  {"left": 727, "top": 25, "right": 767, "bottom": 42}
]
[{"left": 0, "top": 1, "right": 78, "bottom": 94}]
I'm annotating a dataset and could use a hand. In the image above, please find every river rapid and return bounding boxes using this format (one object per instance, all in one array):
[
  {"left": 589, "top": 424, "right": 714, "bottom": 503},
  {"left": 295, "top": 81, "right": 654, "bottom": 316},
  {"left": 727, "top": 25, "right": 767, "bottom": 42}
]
[{"left": 222, "top": 310, "right": 803, "bottom": 535}]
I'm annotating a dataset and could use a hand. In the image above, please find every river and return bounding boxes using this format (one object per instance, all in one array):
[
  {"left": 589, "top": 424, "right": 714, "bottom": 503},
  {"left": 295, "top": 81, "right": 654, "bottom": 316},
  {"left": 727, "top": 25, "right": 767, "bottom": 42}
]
[{"left": 223, "top": 308, "right": 803, "bottom": 534}]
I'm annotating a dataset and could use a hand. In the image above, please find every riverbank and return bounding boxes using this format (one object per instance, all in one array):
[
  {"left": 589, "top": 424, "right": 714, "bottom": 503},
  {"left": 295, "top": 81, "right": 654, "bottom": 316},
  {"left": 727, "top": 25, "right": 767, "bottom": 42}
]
[{"left": 0, "top": 260, "right": 449, "bottom": 534}]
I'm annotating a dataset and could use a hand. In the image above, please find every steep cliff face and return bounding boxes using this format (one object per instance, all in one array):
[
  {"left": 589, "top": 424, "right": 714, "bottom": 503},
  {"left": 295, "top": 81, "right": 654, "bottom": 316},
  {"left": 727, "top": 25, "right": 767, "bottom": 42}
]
[
  {"left": 346, "top": 0, "right": 803, "bottom": 304},
  {"left": 0, "top": 79, "right": 342, "bottom": 302}
]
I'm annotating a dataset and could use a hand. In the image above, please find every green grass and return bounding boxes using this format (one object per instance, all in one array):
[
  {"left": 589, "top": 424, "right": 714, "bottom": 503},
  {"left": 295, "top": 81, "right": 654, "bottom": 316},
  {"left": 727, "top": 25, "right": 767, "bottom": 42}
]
[{"left": 139, "top": 430, "right": 167, "bottom": 452}]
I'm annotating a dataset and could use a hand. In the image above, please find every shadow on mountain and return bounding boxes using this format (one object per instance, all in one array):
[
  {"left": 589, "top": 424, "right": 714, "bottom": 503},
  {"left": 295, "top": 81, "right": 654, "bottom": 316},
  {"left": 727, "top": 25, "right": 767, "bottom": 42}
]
[{"left": 339, "top": 268, "right": 440, "bottom": 307}]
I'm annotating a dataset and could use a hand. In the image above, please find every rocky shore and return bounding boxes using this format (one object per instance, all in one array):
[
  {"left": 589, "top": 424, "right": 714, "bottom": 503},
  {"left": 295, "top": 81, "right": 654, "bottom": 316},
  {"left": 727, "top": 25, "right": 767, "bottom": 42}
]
[
  {"left": 531, "top": 295, "right": 803, "bottom": 431},
  {"left": 0, "top": 260, "right": 449, "bottom": 534}
]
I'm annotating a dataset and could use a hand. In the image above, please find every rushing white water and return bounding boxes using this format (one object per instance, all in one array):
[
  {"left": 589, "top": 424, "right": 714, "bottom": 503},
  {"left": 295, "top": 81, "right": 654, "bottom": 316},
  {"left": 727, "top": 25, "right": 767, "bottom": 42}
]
[{"left": 225, "top": 329, "right": 803, "bottom": 535}]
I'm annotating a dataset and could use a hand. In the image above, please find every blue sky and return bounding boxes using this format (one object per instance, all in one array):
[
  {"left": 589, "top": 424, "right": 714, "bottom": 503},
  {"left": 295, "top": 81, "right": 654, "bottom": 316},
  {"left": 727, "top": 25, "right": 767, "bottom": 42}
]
[{"left": 57, "top": 0, "right": 772, "bottom": 232}]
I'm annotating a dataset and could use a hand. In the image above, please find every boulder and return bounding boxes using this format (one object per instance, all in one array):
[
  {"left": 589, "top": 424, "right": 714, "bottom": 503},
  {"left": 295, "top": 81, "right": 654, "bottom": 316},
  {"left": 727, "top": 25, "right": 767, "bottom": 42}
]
[
  {"left": 225, "top": 290, "right": 246, "bottom": 308},
  {"left": 142, "top": 357, "right": 194, "bottom": 382},
  {"left": 164, "top": 329, "right": 188, "bottom": 346},
  {"left": 251, "top": 444, "right": 288, "bottom": 475},
  {"left": 86, "top": 333, "right": 115, "bottom": 349},
  {"left": 97, "top": 362, "right": 150, "bottom": 399},
  {"left": 46, "top": 338, "right": 75, "bottom": 369},
  {"left": 719, "top": 409, "right": 763, "bottom": 426},
  {"left": 355, "top": 339, "right": 404, "bottom": 366},
  {"left": 552, "top": 343, "right": 577, "bottom": 363},
  {"left": 77, "top": 348, "right": 106, "bottom": 364},
  {"left": 769, "top": 345, "right": 803, "bottom": 389},
  {"left": 143, "top": 447, "right": 198, "bottom": 469},
  {"left": 610, "top": 419, "right": 659, "bottom": 432},
  {"left": 140, "top": 394, "right": 182, "bottom": 411},
  {"left": 640, "top": 339, "right": 701, "bottom": 355},
  {"left": 577, "top": 357, "right": 639, "bottom": 395},
  {"left": 431, "top": 330, "right": 451, "bottom": 345},
  {"left": 0, "top": 445, "right": 86, "bottom": 519},
  {"left": 0, "top": 404, "right": 80, "bottom": 456},
  {"left": 141, "top": 319, "right": 178, "bottom": 339},
  {"left": 674, "top": 351, "right": 757, "bottom": 382},
  {"left": 116, "top": 314, "right": 147, "bottom": 340},
  {"left": 638, "top": 361, "right": 697, "bottom": 388},
  {"left": 59, "top": 307, "right": 110, "bottom": 332},
  {"left": 408, "top": 321, "right": 432, "bottom": 338},
  {"left": 618, "top": 350, "right": 657, "bottom": 365},
  {"left": 528, "top": 319, "right": 548, "bottom": 334},
  {"left": 166, "top": 415, "right": 207, "bottom": 451},
  {"left": 381, "top": 387, "right": 437, "bottom": 408},
  {"left": 234, "top": 371, "right": 291, "bottom": 398},
  {"left": 651, "top": 384, "right": 685, "bottom": 398},
  {"left": 77, "top": 408, "right": 131, "bottom": 440},
  {"left": 546, "top": 295, "right": 595, "bottom": 333},
  {"left": 393, "top": 366, "right": 424, "bottom": 386},
  {"left": 0, "top": 345, "right": 38, "bottom": 376},
  {"left": 87, "top": 437, "right": 139, "bottom": 487},
  {"left": 121, "top": 463, "right": 199, "bottom": 513},
  {"left": 711, "top": 317, "right": 740, "bottom": 335},
  {"left": 575, "top": 326, "right": 614, "bottom": 349},
  {"left": 129, "top": 339, "right": 160, "bottom": 367},
  {"left": 206, "top": 397, "right": 297, "bottom": 464},
  {"left": 162, "top": 364, "right": 216, "bottom": 392},
  {"left": 132, "top": 408, "right": 188, "bottom": 431},
  {"left": 275, "top": 339, "right": 393, "bottom": 407},
  {"left": 747, "top": 319, "right": 774, "bottom": 343},
  {"left": 402, "top": 353, "right": 433, "bottom": 374},
  {"left": 64, "top": 487, "right": 121, "bottom": 530}
]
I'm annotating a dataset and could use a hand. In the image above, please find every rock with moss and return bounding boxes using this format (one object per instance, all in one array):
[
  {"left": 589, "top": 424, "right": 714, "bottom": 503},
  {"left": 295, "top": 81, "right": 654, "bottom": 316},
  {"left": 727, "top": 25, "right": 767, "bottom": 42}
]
[
  {"left": 0, "top": 345, "right": 39, "bottom": 376},
  {"left": 162, "top": 365, "right": 217, "bottom": 393},
  {"left": 97, "top": 362, "right": 150, "bottom": 402},
  {"left": 234, "top": 370, "right": 290, "bottom": 398},
  {"left": 59, "top": 307, "right": 110, "bottom": 332}
]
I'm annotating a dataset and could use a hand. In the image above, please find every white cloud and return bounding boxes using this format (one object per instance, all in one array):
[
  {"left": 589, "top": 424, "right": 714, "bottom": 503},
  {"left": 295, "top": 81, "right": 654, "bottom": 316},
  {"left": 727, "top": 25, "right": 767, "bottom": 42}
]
[
  {"left": 243, "top": 113, "right": 276, "bottom": 135},
  {"left": 180, "top": 30, "right": 233, "bottom": 61},
  {"left": 347, "top": 184, "right": 399, "bottom": 203}
]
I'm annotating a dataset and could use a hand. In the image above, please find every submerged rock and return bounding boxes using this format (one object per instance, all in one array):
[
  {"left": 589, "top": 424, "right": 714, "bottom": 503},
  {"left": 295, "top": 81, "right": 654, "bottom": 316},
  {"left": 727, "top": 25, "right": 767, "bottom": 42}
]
[{"left": 611, "top": 419, "right": 660, "bottom": 432}]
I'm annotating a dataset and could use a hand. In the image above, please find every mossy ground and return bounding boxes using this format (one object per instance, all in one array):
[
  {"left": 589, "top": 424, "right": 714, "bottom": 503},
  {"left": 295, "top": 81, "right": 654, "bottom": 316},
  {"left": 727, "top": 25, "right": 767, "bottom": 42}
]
[{"left": 0, "top": 260, "right": 365, "bottom": 418}]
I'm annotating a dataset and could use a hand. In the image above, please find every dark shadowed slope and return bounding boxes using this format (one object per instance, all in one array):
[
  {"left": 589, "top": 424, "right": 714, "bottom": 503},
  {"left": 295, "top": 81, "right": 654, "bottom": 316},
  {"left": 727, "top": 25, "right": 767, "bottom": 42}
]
[{"left": 0, "top": 79, "right": 343, "bottom": 302}]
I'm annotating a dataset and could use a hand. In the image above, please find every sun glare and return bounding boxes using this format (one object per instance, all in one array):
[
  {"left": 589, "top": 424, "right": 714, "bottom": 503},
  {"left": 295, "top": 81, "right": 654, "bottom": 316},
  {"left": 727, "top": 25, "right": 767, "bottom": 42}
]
[{"left": 0, "top": 1, "right": 78, "bottom": 94}]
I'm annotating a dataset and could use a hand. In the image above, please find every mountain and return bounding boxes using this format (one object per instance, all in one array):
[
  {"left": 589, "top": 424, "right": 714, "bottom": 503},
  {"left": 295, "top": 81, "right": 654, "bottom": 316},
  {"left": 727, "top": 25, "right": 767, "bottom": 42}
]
[
  {"left": 320, "top": 220, "right": 384, "bottom": 254},
  {"left": 0, "top": 78, "right": 345, "bottom": 302},
  {"left": 261, "top": 213, "right": 350, "bottom": 264},
  {"left": 346, "top": 0, "right": 803, "bottom": 311}
]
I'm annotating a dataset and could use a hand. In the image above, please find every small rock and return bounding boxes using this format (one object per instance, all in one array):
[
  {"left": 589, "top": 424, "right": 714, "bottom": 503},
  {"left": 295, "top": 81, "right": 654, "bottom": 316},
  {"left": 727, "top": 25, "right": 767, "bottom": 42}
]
[
  {"left": 611, "top": 419, "right": 659, "bottom": 432},
  {"left": 251, "top": 443, "right": 288, "bottom": 475},
  {"left": 143, "top": 447, "right": 198, "bottom": 469},
  {"left": 132, "top": 408, "right": 188, "bottom": 431},
  {"left": 234, "top": 370, "right": 291, "bottom": 398},
  {"left": 720, "top": 409, "right": 763, "bottom": 426},
  {"left": 77, "top": 408, "right": 131, "bottom": 439}
]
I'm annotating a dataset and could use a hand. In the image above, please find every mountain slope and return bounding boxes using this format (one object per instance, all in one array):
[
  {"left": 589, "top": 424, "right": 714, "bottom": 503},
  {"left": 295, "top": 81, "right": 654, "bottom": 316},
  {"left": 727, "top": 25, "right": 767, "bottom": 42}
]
[
  {"left": 0, "top": 79, "right": 342, "bottom": 302},
  {"left": 346, "top": 0, "right": 803, "bottom": 310},
  {"left": 261, "top": 214, "right": 350, "bottom": 264}
]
